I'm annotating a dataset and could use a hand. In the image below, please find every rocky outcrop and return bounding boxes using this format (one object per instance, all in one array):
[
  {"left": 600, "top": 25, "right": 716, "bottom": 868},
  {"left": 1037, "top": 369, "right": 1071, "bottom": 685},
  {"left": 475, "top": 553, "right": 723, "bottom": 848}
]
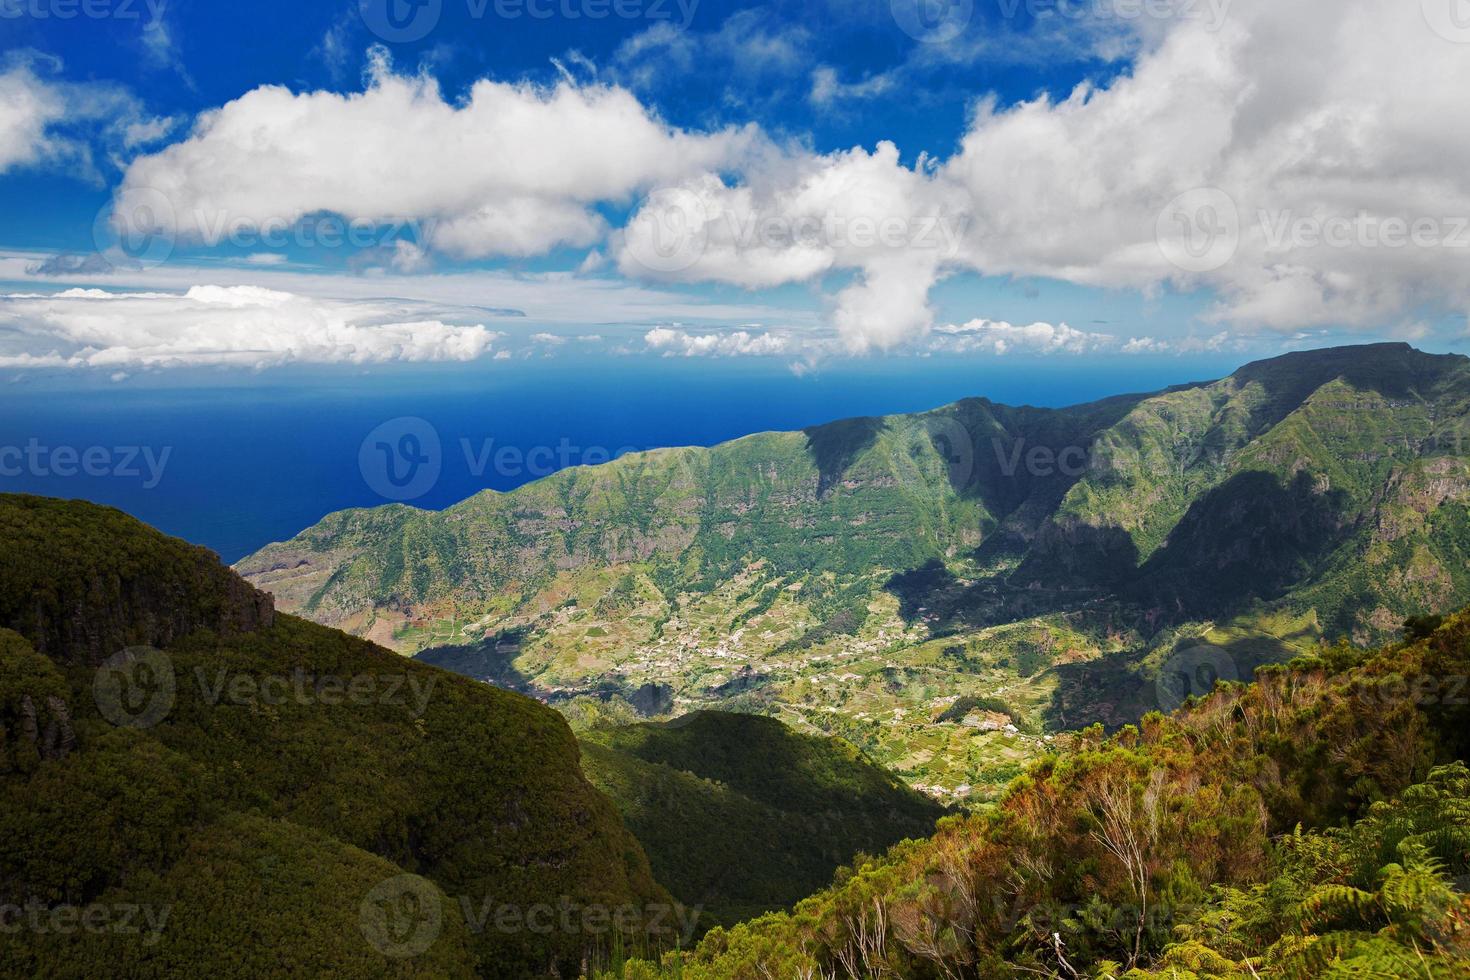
[
  {"left": 15, "top": 694, "right": 75, "bottom": 761},
  {"left": 0, "top": 629, "right": 76, "bottom": 770}
]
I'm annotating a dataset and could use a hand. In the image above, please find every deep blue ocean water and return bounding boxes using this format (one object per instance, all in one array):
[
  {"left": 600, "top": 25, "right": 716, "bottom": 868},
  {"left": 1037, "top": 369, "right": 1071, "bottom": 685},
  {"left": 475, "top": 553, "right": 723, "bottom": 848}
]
[{"left": 0, "top": 354, "right": 1239, "bottom": 563}]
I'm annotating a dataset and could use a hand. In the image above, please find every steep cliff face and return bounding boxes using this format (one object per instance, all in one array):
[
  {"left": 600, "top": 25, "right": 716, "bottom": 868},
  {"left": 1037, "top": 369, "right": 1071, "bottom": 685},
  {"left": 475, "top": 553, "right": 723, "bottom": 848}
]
[{"left": 0, "top": 495, "right": 275, "bottom": 664}]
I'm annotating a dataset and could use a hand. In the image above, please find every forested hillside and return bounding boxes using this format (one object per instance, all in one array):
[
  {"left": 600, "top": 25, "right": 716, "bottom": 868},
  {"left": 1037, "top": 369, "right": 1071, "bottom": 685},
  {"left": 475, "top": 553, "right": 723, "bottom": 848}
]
[{"left": 0, "top": 495, "right": 672, "bottom": 978}]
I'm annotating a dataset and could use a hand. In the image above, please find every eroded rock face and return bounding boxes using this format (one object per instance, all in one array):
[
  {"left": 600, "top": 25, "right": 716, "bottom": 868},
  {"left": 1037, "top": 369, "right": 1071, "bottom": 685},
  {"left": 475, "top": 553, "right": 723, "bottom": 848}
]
[
  {"left": 0, "top": 631, "right": 76, "bottom": 769},
  {"left": 13, "top": 694, "right": 76, "bottom": 762}
]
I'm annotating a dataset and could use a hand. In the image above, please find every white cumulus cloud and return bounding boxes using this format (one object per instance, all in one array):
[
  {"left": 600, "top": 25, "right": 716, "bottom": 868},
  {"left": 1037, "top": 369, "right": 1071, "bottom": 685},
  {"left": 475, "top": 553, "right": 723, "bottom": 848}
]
[
  {"left": 622, "top": 0, "right": 1470, "bottom": 349},
  {"left": 0, "top": 57, "right": 174, "bottom": 180},
  {"left": 87, "top": 0, "right": 1470, "bottom": 356},
  {"left": 116, "top": 49, "right": 758, "bottom": 260},
  {"left": 942, "top": 0, "right": 1470, "bottom": 330},
  {"left": 618, "top": 143, "right": 965, "bottom": 353}
]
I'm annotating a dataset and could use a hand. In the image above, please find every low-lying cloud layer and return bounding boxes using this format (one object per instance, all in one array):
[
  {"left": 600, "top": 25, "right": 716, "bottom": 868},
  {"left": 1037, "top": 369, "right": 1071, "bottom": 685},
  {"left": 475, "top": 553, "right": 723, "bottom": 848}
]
[
  {"left": 0, "top": 286, "right": 499, "bottom": 369},
  {"left": 643, "top": 326, "right": 790, "bottom": 357}
]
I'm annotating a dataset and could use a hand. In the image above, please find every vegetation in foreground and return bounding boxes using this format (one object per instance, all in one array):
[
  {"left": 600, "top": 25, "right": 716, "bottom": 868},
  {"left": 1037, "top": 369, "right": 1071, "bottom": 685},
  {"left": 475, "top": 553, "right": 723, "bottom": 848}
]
[
  {"left": 0, "top": 493, "right": 957, "bottom": 977},
  {"left": 607, "top": 610, "right": 1470, "bottom": 978}
]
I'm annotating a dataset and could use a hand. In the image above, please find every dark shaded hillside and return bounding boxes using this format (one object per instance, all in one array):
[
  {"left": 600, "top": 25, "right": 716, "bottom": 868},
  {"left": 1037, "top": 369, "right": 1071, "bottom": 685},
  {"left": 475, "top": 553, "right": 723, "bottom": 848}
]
[
  {"left": 1228, "top": 342, "right": 1465, "bottom": 425},
  {"left": 0, "top": 495, "right": 673, "bottom": 978},
  {"left": 1014, "top": 342, "right": 1470, "bottom": 634},
  {"left": 1130, "top": 469, "right": 1353, "bottom": 613},
  {"left": 581, "top": 712, "right": 947, "bottom": 927}
]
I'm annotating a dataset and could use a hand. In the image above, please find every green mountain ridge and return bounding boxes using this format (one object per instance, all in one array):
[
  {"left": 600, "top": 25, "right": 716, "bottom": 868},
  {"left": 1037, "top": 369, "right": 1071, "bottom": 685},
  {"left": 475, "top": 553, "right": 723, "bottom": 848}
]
[
  {"left": 7, "top": 494, "right": 1466, "bottom": 976},
  {"left": 238, "top": 343, "right": 1470, "bottom": 800}
]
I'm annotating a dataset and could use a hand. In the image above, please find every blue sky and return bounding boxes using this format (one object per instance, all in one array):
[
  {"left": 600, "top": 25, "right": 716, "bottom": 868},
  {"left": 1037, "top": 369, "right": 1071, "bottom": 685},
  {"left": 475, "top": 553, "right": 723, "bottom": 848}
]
[{"left": 1, "top": 0, "right": 1469, "bottom": 381}]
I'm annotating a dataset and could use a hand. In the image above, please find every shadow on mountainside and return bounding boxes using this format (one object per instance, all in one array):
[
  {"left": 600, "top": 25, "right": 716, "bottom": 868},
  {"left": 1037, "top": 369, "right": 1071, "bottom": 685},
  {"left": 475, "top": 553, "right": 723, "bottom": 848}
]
[
  {"left": 883, "top": 556, "right": 1121, "bottom": 637},
  {"left": 804, "top": 417, "right": 886, "bottom": 496},
  {"left": 1041, "top": 629, "right": 1313, "bottom": 733},
  {"left": 1230, "top": 342, "right": 1464, "bottom": 434},
  {"left": 1129, "top": 469, "right": 1354, "bottom": 618},
  {"left": 415, "top": 628, "right": 675, "bottom": 715},
  {"left": 414, "top": 626, "right": 535, "bottom": 688}
]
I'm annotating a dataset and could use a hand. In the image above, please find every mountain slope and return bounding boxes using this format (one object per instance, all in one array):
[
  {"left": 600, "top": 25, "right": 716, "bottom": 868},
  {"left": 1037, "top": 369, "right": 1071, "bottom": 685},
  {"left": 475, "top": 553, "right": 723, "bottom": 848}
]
[
  {"left": 579, "top": 711, "right": 946, "bottom": 928},
  {"left": 0, "top": 494, "right": 673, "bottom": 978},
  {"left": 239, "top": 343, "right": 1470, "bottom": 799}
]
